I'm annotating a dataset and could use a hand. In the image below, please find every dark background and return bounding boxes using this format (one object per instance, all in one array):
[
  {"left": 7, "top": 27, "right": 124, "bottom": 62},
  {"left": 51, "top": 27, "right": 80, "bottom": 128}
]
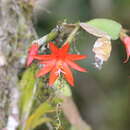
[{"left": 34, "top": 0, "right": 130, "bottom": 130}]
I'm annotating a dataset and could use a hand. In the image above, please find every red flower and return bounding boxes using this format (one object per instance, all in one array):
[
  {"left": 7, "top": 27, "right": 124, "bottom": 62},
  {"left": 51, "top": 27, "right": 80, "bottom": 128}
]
[
  {"left": 121, "top": 36, "right": 130, "bottom": 63},
  {"left": 34, "top": 42, "right": 87, "bottom": 86},
  {"left": 26, "top": 43, "right": 39, "bottom": 66}
]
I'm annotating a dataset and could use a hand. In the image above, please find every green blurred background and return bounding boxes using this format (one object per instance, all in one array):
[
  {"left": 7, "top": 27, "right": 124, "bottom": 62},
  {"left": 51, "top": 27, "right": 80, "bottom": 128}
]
[{"left": 34, "top": 0, "right": 130, "bottom": 130}]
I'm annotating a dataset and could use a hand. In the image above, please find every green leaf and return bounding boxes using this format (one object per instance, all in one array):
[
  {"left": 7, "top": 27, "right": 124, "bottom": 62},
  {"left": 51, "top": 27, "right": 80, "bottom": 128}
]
[
  {"left": 70, "top": 126, "right": 78, "bottom": 130},
  {"left": 29, "top": 102, "right": 54, "bottom": 120},
  {"left": 87, "top": 18, "right": 122, "bottom": 40},
  {"left": 59, "top": 84, "right": 72, "bottom": 97},
  {"left": 52, "top": 97, "right": 63, "bottom": 104},
  {"left": 25, "top": 102, "right": 54, "bottom": 130},
  {"left": 54, "top": 79, "right": 72, "bottom": 97},
  {"left": 31, "top": 117, "right": 52, "bottom": 129},
  {"left": 70, "top": 126, "right": 90, "bottom": 130},
  {"left": 19, "top": 65, "right": 37, "bottom": 116}
]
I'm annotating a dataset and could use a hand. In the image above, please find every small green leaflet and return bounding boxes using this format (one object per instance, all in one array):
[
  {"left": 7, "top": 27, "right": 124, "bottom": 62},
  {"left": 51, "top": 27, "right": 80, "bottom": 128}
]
[{"left": 80, "top": 18, "right": 122, "bottom": 40}]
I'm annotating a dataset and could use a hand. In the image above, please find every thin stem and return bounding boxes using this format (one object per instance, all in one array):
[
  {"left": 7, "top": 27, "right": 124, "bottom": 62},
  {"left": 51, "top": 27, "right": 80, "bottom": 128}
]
[
  {"left": 62, "top": 23, "right": 76, "bottom": 28},
  {"left": 64, "top": 24, "right": 80, "bottom": 44}
]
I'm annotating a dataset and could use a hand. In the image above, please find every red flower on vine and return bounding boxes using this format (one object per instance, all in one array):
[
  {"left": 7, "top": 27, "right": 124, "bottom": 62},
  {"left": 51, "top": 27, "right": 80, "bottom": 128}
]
[
  {"left": 26, "top": 43, "right": 39, "bottom": 66},
  {"left": 34, "top": 42, "right": 87, "bottom": 86},
  {"left": 121, "top": 36, "right": 130, "bottom": 63}
]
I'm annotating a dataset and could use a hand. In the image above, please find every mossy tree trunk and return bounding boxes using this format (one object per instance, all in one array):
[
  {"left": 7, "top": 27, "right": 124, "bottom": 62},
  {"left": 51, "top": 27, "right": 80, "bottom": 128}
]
[{"left": 0, "top": 0, "right": 36, "bottom": 128}]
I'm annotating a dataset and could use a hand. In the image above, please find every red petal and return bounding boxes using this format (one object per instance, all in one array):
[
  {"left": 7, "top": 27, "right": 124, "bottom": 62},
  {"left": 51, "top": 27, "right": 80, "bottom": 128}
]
[
  {"left": 34, "top": 54, "right": 54, "bottom": 60},
  {"left": 124, "top": 48, "right": 130, "bottom": 63},
  {"left": 49, "top": 42, "right": 59, "bottom": 53},
  {"left": 66, "top": 59, "right": 87, "bottom": 72},
  {"left": 26, "top": 44, "right": 39, "bottom": 66},
  {"left": 26, "top": 57, "right": 34, "bottom": 66},
  {"left": 39, "top": 60, "right": 52, "bottom": 64},
  {"left": 60, "top": 42, "right": 70, "bottom": 54},
  {"left": 49, "top": 67, "right": 59, "bottom": 86},
  {"left": 39, "top": 59, "right": 56, "bottom": 64},
  {"left": 67, "top": 54, "right": 87, "bottom": 61},
  {"left": 123, "top": 53, "right": 129, "bottom": 63},
  {"left": 29, "top": 44, "right": 39, "bottom": 55},
  {"left": 123, "top": 37, "right": 130, "bottom": 63},
  {"left": 62, "top": 63, "right": 74, "bottom": 86},
  {"left": 36, "top": 64, "right": 54, "bottom": 77}
]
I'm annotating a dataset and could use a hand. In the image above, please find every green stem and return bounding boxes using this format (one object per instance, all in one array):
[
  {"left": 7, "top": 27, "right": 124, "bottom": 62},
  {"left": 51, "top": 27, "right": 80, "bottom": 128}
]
[
  {"left": 65, "top": 24, "right": 80, "bottom": 44},
  {"left": 32, "top": 28, "right": 59, "bottom": 46}
]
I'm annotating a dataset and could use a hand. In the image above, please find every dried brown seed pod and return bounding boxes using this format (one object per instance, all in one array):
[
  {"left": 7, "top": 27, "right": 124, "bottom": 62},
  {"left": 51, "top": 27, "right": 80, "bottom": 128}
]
[{"left": 92, "top": 37, "right": 112, "bottom": 69}]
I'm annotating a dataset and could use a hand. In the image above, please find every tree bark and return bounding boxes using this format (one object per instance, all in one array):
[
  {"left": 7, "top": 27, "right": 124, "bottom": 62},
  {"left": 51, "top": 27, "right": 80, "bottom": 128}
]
[{"left": 0, "top": 0, "right": 37, "bottom": 128}]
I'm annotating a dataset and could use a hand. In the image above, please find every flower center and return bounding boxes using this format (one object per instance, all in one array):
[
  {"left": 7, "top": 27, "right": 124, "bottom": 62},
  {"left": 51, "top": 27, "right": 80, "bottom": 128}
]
[
  {"left": 55, "top": 69, "right": 65, "bottom": 75},
  {"left": 55, "top": 61, "right": 65, "bottom": 75}
]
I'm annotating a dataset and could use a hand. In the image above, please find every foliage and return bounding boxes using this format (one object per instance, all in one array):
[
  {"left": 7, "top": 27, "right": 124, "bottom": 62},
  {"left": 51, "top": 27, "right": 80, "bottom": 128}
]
[
  {"left": 25, "top": 102, "right": 54, "bottom": 130},
  {"left": 19, "top": 16, "right": 130, "bottom": 130},
  {"left": 19, "top": 65, "right": 37, "bottom": 118},
  {"left": 87, "top": 18, "right": 122, "bottom": 40}
]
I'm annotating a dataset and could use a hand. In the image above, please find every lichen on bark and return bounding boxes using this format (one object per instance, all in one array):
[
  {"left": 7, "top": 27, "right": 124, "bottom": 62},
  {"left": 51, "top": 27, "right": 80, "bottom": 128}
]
[{"left": 0, "top": 0, "right": 37, "bottom": 128}]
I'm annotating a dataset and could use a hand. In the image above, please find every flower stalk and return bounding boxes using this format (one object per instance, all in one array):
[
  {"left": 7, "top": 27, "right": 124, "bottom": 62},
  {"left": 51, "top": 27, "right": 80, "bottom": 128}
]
[{"left": 65, "top": 24, "right": 80, "bottom": 44}]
